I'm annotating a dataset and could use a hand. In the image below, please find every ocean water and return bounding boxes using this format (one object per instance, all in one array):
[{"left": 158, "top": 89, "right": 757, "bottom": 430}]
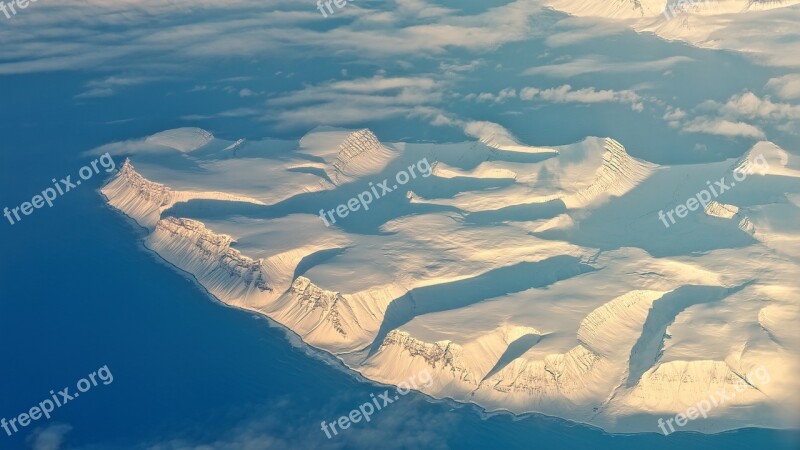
[{"left": 1, "top": 14, "right": 799, "bottom": 449}]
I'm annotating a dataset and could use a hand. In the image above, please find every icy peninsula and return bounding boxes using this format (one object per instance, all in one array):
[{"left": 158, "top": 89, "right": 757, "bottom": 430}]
[{"left": 98, "top": 126, "right": 800, "bottom": 434}]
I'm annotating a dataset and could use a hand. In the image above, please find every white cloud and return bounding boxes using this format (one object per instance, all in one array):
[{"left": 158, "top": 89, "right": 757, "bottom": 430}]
[
  {"left": 682, "top": 117, "right": 766, "bottom": 139},
  {"left": 328, "top": 77, "right": 438, "bottom": 93},
  {"left": 26, "top": 424, "right": 72, "bottom": 450},
  {"left": 393, "top": 0, "right": 455, "bottom": 19},
  {"left": 138, "top": 393, "right": 456, "bottom": 450},
  {"left": 523, "top": 56, "right": 693, "bottom": 78},
  {"left": 474, "top": 88, "right": 517, "bottom": 103},
  {"left": 0, "top": 0, "right": 544, "bottom": 75},
  {"left": 718, "top": 91, "right": 800, "bottom": 121},
  {"left": 439, "top": 59, "right": 483, "bottom": 74},
  {"left": 181, "top": 107, "right": 261, "bottom": 121},
  {"left": 263, "top": 75, "right": 446, "bottom": 128},
  {"left": 520, "top": 84, "right": 645, "bottom": 111},
  {"left": 766, "top": 74, "right": 800, "bottom": 100},
  {"left": 664, "top": 90, "right": 800, "bottom": 138},
  {"left": 76, "top": 75, "right": 161, "bottom": 98},
  {"left": 545, "top": 17, "right": 627, "bottom": 47},
  {"left": 662, "top": 106, "right": 687, "bottom": 121}
]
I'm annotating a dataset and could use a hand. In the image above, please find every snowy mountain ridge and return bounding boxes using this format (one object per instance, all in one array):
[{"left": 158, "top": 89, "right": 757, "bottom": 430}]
[{"left": 100, "top": 126, "right": 800, "bottom": 434}]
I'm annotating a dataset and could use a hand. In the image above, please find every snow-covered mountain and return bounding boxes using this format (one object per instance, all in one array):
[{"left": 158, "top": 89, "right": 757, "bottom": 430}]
[
  {"left": 547, "top": 0, "right": 800, "bottom": 67},
  {"left": 99, "top": 126, "right": 800, "bottom": 434},
  {"left": 548, "top": 0, "right": 800, "bottom": 19}
]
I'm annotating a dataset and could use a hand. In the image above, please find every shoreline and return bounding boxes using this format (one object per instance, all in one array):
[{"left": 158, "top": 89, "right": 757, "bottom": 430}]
[{"left": 96, "top": 186, "right": 797, "bottom": 437}]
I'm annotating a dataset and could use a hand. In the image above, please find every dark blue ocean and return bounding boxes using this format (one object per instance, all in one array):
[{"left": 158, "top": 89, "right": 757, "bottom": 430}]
[{"left": 2, "top": 26, "right": 800, "bottom": 449}]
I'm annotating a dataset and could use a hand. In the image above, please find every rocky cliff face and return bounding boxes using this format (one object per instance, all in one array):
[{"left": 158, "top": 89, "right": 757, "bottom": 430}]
[
  {"left": 289, "top": 277, "right": 360, "bottom": 338},
  {"left": 329, "top": 129, "right": 395, "bottom": 184},
  {"left": 102, "top": 159, "right": 175, "bottom": 228},
  {"left": 380, "top": 330, "right": 476, "bottom": 381},
  {"left": 147, "top": 217, "right": 273, "bottom": 304}
]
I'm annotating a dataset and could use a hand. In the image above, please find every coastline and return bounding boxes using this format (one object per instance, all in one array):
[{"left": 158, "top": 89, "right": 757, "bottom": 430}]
[{"left": 96, "top": 183, "right": 798, "bottom": 437}]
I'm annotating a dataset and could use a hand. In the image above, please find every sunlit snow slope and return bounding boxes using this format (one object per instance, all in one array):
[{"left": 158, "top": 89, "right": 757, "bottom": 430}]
[{"left": 546, "top": 0, "right": 800, "bottom": 67}]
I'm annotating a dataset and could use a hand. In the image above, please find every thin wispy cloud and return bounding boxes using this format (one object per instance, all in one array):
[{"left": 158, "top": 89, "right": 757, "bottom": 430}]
[
  {"left": 520, "top": 84, "right": 645, "bottom": 111},
  {"left": 681, "top": 117, "right": 766, "bottom": 139},
  {"left": 523, "top": 56, "right": 693, "bottom": 77},
  {"left": 469, "top": 88, "right": 518, "bottom": 103},
  {"left": 180, "top": 108, "right": 262, "bottom": 121},
  {"left": 545, "top": 17, "right": 627, "bottom": 47},
  {"left": 26, "top": 424, "right": 72, "bottom": 450},
  {"left": 75, "top": 75, "right": 162, "bottom": 98},
  {"left": 0, "top": 0, "right": 544, "bottom": 76},
  {"left": 263, "top": 75, "right": 446, "bottom": 128}
]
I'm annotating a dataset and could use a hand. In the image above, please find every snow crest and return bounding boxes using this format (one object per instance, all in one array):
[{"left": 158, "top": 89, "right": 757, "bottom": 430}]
[
  {"left": 565, "top": 138, "right": 656, "bottom": 208},
  {"left": 330, "top": 129, "right": 396, "bottom": 184},
  {"left": 102, "top": 159, "right": 174, "bottom": 229}
]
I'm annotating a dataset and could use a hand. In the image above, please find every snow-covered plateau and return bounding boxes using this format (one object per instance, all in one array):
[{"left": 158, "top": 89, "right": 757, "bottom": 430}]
[{"left": 99, "top": 126, "right": 800, "bottom": 434}]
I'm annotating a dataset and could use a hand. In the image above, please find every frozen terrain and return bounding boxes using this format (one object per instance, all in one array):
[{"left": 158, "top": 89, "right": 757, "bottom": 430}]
[
  {"left": 547, "top": 0, "right": 800, "bottom": 67},
  {"left": 99, "top": 126, "right": 800, "bottom": 434}
]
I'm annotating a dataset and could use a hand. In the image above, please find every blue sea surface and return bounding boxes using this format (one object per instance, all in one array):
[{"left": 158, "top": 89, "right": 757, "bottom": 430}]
[{"left": 1, "top": 24, "right": 799, "bottom": 449}]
